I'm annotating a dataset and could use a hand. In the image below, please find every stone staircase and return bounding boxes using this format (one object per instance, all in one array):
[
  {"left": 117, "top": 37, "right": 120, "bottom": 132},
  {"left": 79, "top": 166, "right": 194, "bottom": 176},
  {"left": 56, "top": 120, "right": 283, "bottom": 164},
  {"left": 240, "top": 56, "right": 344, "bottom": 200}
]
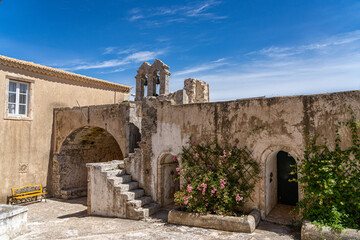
[{"left": 86, "top": 159, "right": 159, "bottom": 220}]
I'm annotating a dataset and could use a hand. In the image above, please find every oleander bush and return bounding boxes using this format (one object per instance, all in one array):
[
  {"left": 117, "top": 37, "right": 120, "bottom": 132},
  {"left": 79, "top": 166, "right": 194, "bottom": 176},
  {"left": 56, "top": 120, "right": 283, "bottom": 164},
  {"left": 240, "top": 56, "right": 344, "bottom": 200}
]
[
  {"left": 293, "top": 111, "right": 360, "bottom": 231},
  {"left": 174, "top": 137, "right": 260, "bottom": 216}
]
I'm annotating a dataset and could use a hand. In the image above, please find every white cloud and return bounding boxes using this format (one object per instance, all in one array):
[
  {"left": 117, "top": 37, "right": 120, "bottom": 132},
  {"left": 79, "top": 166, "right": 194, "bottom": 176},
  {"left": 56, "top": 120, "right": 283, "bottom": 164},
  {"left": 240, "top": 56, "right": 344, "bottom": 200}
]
[
  {"left": 173, "top": 58, "right": 228, "bottom": 76},
  {"left": 129, "top": 15, "right": 144, "bottom": 22},
  {"left": 251, "top": 30, "right": 360, "bottom": 58},
  {"left": 62, "top": 50, "right": 164, "bottom": 71},
  {"left": 103, "top": 47, "right": 116, "bottom": 55},
  {"left": 171, "top": 30, "right": 360, "bottom": 101},
  {"left": 126, "top": 51, "right": 162, "bottom": 62},
  {"left": 128, "top": 0, "right": 226, "bottom": 24}
]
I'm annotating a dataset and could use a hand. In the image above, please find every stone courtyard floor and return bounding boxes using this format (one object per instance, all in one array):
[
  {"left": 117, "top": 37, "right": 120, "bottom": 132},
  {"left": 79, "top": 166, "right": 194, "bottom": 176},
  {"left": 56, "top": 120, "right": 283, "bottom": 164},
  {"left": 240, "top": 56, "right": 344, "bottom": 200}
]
[{"left": 15, "top": 198, "right": 300, "bottom": 240}]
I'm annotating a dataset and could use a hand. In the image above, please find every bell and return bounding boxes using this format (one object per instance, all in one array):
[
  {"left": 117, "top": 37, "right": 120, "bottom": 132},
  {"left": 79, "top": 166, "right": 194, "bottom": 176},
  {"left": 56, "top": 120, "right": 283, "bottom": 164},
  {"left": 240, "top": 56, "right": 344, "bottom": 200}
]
[
  {"left": 143, "top": 77, "right": 148, "bottom": 86},
  {"left": 155, "top": 75, "right": 160, "bottom": 84}
]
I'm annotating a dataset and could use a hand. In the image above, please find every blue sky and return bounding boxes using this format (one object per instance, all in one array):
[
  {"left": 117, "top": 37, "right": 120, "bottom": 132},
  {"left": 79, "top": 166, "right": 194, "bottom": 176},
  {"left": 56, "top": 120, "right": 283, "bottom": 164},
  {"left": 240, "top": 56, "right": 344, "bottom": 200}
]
[{"left": 1, "top": 0, "right": 360, "bottom": 101}]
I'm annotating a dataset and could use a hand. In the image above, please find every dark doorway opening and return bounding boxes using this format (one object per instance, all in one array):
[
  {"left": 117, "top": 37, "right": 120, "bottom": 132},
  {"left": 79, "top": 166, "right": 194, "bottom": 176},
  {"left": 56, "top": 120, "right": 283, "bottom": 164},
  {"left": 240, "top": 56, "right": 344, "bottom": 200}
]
[{"left": 277, "top": 151, "right": 298, "bottom": 206}]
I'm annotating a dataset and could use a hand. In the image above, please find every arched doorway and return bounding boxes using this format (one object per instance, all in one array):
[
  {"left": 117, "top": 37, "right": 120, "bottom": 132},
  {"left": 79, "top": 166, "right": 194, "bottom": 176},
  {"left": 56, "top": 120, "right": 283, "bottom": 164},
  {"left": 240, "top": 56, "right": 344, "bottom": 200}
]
[
  {"left": 265, "top": 150, "right": 299, "bottom": 224},
  {"left": 159, "top": 154, "right": 180, "bottom": 207},
  {"left": 277, "top": 151, "right": 298, "bottom": 205},
  {"left": 53, "top": 126, "right": 123, "bottom": 199}
]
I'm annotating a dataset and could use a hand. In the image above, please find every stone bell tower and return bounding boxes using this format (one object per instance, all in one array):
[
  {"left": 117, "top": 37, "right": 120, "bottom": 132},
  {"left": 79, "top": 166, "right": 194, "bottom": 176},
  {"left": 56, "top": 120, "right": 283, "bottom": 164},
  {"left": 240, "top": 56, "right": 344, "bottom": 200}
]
[{"left": 135, "top": 59, "right": 171, "bottom": 101}]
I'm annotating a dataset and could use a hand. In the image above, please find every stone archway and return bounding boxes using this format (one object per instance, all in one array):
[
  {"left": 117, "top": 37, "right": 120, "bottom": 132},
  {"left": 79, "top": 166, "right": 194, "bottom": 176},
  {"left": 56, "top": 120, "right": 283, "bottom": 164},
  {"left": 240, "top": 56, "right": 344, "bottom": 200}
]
[
  {"left": 259, "top": 145, "right": 301, "bottom": 218},
  {"left": 261, "top": 146, "right": 300, "bottom": 224},
  {"left": 52, "top": 126, "right": 123, "bottom": 199},
  {"left": 158, "top": 153, "right": 180, "bottom": 207}
]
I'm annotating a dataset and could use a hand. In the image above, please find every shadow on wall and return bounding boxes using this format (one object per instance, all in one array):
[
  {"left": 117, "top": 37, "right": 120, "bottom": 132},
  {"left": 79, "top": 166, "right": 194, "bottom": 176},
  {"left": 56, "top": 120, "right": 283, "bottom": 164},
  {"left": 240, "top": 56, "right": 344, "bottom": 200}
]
[{"left": 129, "top": 123, "right": 141, "bottom": 153}]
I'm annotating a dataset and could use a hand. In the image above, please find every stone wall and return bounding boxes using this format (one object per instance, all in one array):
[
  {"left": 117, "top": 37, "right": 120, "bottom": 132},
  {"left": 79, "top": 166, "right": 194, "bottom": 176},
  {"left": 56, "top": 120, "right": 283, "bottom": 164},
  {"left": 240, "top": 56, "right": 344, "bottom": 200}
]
[{"left": 127, "top": 90, "right": 360, "bottom": 219}]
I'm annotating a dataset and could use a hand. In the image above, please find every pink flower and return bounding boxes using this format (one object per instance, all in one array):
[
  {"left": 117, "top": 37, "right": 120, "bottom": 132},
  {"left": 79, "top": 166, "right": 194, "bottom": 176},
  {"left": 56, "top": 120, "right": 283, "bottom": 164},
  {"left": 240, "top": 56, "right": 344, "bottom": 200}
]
[
  {"left": 220, "top": 184, "right": 225, "bottom": 189},
  {"left": 173, "top": 156, "right": 177, "bottom": 162},
  {"left": 187, "top": 184, "right": 193, "bottom": 193},
  {"left": 235, "top": 194, "right": 243, "bottom": 202},
  {"left": 194, "top": 153, "right": 199, "bottom": 158},
  {"left": 220, "top": 179, "right": 227, "bottom": 185}
]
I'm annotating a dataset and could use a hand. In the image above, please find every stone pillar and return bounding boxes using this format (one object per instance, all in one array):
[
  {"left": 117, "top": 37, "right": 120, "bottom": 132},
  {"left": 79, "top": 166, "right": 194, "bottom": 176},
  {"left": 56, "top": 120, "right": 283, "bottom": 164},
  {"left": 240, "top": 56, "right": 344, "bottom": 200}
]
[
  {"left": 135, "top": 75, "right": 144, "bottom": 101},
  {"left": 147, "top": 74, "right": 156, "bottom": 97},
  {"left": 159, "top": 69, "right": 170, "bottom": 95},
  {"left": 184, "top": 78, "right": 196, "bottom": 103}
]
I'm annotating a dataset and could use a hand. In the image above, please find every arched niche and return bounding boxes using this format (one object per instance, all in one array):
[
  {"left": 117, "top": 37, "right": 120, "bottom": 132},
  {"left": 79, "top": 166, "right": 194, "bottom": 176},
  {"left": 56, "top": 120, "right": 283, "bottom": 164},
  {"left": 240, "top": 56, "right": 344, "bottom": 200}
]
[
  {"left": 52, "top": 126, "right": 123, "bottom": 199},
  {"left": 157, "top": 153, "right": 180, "bottom": 207}
]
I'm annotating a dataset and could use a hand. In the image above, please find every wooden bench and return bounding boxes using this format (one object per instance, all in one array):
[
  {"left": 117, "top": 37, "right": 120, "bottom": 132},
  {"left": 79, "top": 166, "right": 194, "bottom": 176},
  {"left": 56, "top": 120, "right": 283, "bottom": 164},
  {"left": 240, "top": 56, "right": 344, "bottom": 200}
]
[{"left": 8, "top": 185, "right": 47, "bottom": 205}]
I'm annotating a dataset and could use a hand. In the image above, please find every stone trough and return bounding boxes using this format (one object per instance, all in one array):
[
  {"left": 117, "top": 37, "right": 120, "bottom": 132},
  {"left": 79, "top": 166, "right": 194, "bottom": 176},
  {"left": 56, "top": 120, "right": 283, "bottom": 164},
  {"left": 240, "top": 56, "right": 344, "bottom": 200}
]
[
  {"left": 168, "top": 209, "right": 261, "bottom": 233},
  {"left": 0, "top": 204, "right": 27, "bottom": 239},
  {"left": 301, "top": 221, "right": 360, "bottom": 240}
]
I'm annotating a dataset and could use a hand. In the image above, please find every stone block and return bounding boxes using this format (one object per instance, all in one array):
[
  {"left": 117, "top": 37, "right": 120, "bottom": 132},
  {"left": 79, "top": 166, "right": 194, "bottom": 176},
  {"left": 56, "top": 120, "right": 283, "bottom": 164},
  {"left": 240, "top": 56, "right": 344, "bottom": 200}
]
[
  {"left": 168, "top": 209, "right": 260, "bottom": 233},
  {"left": 301, "top": 221, "right": 360, "bottom": 240},
  {"left": 0, "top": 205, "right": 27, "bottom": 239}
]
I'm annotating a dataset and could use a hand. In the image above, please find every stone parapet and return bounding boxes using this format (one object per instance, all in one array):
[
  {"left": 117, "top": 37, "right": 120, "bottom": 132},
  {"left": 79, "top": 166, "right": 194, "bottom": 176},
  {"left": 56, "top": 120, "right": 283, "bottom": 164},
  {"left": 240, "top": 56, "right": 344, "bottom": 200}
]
[{"left": 0, "top": 204, "right": 28, "bottom": 239}]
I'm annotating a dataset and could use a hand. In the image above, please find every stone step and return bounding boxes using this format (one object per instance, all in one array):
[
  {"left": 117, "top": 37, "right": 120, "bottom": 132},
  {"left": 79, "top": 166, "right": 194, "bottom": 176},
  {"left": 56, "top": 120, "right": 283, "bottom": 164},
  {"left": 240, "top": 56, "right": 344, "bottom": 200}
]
[
  {"left": 108, "top": 174, "right": 131, "bottom": 184},
  {"left": 145, "top": 202, "right": 161, "bottom": 216},
  {"left": 127, "top": 196, "right": 152, "bottom": 208},
  {"left": 60, "top": 187, "right": 87, "bottom": 200},
  {"left": 135, "top": 202, "right": 161, "bottom": 219},
  {"left": 117, "top": 181, "right": 138, "bottom": 191},
  {"left": 121, "top": 189, "right": 145, "bottom": 200},
  {"left": 105, "top": 169, "right": 126, "bottom": 177},
  {"left": 100, "top": 164, "right": 119, "bottom": 171},
  {"left": 110, "top": 160, "right": 125, "bottom": 169}
]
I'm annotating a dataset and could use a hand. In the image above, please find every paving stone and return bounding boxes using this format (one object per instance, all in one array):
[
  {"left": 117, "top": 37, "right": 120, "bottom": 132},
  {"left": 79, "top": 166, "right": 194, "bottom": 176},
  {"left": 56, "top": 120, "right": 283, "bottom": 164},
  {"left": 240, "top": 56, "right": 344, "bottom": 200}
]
[{"left": 14, "top": 198, "right": 300, "bottom": 240}]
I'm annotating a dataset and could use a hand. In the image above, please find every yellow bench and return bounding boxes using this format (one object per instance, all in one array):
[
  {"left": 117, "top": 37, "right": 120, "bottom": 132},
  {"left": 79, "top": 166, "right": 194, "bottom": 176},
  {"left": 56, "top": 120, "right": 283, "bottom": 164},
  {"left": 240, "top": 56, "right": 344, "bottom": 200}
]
[{"left": 8, "top": 185, "right": 47, "bottom": 205}]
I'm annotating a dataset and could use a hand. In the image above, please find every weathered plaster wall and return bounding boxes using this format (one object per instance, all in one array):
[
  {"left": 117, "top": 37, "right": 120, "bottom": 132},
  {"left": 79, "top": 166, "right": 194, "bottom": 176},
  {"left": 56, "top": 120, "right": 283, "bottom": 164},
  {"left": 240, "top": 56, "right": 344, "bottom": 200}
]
[
  {"left": 0, "top": 66, "right": 129, "bottom": 203},
  {"left": 134, "top": 91, "right": 360, "bottom": 218}
]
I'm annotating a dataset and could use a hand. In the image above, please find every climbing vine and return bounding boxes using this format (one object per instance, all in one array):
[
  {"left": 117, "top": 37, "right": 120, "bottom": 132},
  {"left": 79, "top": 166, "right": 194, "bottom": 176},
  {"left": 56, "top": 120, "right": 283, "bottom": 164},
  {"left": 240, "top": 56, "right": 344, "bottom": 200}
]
[
  {"left": 293, "top": 110, "right": 360, "bottom": 231},
  {"left": 174, "top": 136, "right": 260, "bottom": 216}
]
